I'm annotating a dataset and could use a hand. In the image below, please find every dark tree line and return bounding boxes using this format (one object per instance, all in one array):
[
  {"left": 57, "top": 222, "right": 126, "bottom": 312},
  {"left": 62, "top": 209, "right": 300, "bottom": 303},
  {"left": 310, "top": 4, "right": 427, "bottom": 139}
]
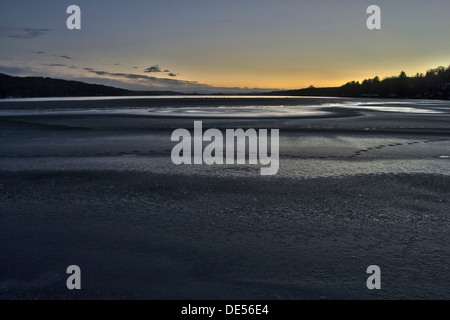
[
  {"left": 340, "top": 66, "right": 450, "bottom": 99},
  {"left": 269, "top": 66, "right": 450, "bottom": 100}
]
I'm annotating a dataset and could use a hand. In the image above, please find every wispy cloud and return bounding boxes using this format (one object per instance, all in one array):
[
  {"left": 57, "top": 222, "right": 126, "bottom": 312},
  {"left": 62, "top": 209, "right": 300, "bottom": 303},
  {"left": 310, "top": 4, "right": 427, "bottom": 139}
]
[
  {"left": 82, "top": 66, "right": 281, "bottom": 92},
  {"left": 42, "top": 63, "right": 67, "bottom": 67},
  {"left": 32, "top": 51, "right": 76, "bottom": 60},
  {"left": 60, "top": 55, "right": 75, "bottom": 60},
  {"left": 0, "top": 65, "right": 39, "bottom": 75},
  {"left": 85, "top": 67, "right": 190, "bottom": 83},
  {"left": 79, "top": 66, "right": 274, "bottom": 93},
  {"left": 83, "top": 67, "right": 210, "bottom": 89},
  {"left": 0, "top": 28, "right": 51, "bottom": 39}
]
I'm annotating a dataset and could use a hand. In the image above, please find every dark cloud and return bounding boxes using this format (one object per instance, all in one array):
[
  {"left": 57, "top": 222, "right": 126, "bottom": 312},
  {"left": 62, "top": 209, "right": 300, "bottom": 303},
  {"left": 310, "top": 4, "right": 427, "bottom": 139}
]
[
  {"left": 0, "top": 28, "right": 51, "bottom": 39},
  {"left": 87, "top": 69, "right": 109, "bottom": 76},
  {"left": 162, "top": 69, "right": 180, "bottom": 77},
  {"left": 42, "top": 63, "right": 67, "bottom": 67},
  {"left": 83, "top": 67, "right": 204, "bottom": 89},
  {"left": 144, "top": 65, "right": 161, "bottom": 73},
  {"left": 144, "top": 65, "right": 179, "bottom": 76},
  {"left": 0, "top": 65, "right": 38, "bottom": 75},
  {"left": 31, "top": 51, "right": 75, "bottom": 60},
  {"left": 114, "top": 63, "right": 120, "bottom": 66},
  {"left": 81, "top": 67, "right": 279, "bottom": 93}
]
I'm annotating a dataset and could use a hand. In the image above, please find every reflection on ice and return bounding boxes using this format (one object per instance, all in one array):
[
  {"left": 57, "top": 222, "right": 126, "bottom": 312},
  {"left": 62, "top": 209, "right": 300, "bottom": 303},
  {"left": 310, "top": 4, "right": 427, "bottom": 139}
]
[
  {"left": 0, "top": 96, "right": 448, "bottom": 118},
  {"left": 144, "top": 105, "right": 330, "bottom": 117},
  {"left": 0, "top": 105, "right": 329, "bottom": 117},
  {"left": 352, "top": 102, "right": 445, "bottom": 114}
]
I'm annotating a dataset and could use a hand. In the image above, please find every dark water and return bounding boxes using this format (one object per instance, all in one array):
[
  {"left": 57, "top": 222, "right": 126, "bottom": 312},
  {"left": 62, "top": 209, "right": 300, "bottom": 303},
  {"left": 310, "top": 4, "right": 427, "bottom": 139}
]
[{"left": 0, "top": 96, "right": 449, "bottom": 299}]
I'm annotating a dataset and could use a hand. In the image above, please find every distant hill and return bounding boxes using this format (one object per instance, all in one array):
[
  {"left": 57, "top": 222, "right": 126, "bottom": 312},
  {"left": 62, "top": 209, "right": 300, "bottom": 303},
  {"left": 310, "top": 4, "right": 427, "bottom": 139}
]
[{"left": 0, "top": 73, "right": 183, "bottom": 98}]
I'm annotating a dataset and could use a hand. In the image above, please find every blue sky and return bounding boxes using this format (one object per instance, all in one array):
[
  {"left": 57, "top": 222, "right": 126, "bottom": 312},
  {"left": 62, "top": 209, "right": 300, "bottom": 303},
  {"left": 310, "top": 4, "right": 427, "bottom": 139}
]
[{"left": 1, "top": 0, "right": 449, "bottom": 92}]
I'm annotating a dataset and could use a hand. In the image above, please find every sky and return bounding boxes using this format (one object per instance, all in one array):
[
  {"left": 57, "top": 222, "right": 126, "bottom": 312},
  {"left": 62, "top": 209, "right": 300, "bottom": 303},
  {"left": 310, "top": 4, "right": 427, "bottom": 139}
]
[{"left": 1, "top": 0, "right": 449, "bottom": 93}]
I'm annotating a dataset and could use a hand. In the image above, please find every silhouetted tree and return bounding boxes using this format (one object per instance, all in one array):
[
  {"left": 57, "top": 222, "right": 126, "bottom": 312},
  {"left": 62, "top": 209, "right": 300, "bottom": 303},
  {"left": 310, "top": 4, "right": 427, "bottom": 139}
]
[{"left": 334, "top": 66, "right": 450, "bottom": 99}]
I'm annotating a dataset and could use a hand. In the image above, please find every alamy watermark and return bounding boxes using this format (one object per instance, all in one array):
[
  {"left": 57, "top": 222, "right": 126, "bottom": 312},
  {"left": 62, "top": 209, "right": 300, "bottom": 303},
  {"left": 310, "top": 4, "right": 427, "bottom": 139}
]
[
  {"left": 366, "top": 265, "right": 381, "bottom": 289},
  {"left": 66, "top": 5, "right": 81, "bottom": 30},
  {"left": 171, "top": 121, "right": 279, "bottom": 175},
  {"left": 66, "top": 265, "right": 81, "bottom": 290},
  {"left": 66, "top": 5, "right": 381, "bottom": 30},
  {"left": 367, "top": 5, "right": 381, "bottom": 30}
]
